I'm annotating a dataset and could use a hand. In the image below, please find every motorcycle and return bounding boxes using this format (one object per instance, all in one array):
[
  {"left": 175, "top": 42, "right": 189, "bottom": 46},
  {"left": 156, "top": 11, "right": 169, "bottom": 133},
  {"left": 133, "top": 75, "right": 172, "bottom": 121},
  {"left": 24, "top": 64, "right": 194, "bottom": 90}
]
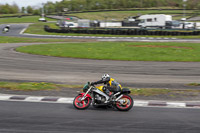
[
  {"left": 2, "top": 25, "right": 10, "bottom": 33},
  {"left": 73, "top": 82, "right": 133, "bottom": 111}
]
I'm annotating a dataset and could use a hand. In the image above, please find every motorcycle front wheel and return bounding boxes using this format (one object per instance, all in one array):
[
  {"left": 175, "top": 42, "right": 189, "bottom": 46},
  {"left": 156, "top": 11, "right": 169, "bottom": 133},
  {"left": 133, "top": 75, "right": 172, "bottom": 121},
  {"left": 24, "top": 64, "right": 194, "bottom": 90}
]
[
  {"left": 73, "top": 94, "right": 91, "bottom": 110},
  {"left": 115, "top": 94, "right": 133, "bottom": 111}
]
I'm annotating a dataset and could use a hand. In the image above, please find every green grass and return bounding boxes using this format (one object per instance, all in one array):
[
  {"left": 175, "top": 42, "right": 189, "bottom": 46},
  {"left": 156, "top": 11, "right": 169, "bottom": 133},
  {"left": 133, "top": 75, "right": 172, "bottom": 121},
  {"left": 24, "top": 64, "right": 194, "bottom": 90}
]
[
  {"left": 24, "top": 22, "right": 60, "bottom": 35},
  {"left": 16, "top": 42, "right": 200, "bottom": 62},
  {"left": 0, "top": 81, "right": 82, "bottom": 91},
  {"left": 67, "top": 10, "right": 195, "bottom": 21},
  {"left": 130, "top": 88, "right": 170, "bottom": 96},
  {"left": 0, "top": 36, "right": 93, "bottom": 43},
  {"left": 0, "top": 16, "right": 56, "bottom": 23},
  {"left": 0, "top": 81, "right": 199, "bottom": 98},
  {"left": 130, "top": 88, "right": 200, "bottom": 97},
  {"left": 187, "top": 83, "right": 200, "bottom": 86}
]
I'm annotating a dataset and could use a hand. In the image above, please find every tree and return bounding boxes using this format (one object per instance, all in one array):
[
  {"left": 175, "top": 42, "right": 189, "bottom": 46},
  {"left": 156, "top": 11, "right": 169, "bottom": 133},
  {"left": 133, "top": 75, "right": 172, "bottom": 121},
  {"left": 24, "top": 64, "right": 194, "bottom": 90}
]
[
  {"left": 21, "top": 7, "right": 26, "bottom": 14},
  {"left": 12, "top": 3, "right": 19, "bottom": 13},
  {"left": 33, "top": 9, "right": 40, "bottom": 15},
  {"left": 27, "top": 6, "right": 33, "bottom": 14}
]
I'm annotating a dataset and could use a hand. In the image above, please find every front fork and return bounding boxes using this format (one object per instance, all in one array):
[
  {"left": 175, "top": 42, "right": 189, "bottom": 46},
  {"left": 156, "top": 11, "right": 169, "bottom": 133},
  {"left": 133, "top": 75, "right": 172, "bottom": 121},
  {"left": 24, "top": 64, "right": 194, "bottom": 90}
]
[{"left": 80, "top": 86, "right": 93, "bottom": 101}]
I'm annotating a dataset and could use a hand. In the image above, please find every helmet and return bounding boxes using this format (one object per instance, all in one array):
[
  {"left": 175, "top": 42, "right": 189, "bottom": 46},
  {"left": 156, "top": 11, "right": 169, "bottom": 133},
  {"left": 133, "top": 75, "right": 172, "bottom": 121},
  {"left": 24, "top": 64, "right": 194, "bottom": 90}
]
[{"left": 102, "top": 74, "right": 110, "bottom": 81}]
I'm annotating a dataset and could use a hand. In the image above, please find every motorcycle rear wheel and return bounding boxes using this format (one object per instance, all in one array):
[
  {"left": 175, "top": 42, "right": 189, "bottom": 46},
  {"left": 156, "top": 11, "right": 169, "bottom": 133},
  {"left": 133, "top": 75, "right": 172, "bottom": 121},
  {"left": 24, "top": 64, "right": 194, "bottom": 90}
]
[
  {"left": 115, "top": 94, "right": 133, "bottom": 111},
  {"left": 73, "top": 94, "right": 91, "bottom": 110}
]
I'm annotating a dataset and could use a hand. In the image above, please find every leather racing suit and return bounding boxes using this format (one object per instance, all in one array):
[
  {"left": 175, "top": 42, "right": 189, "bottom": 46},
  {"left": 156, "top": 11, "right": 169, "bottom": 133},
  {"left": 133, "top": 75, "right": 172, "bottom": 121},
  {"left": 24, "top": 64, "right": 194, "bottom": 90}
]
[{"left": 91, "top": 78, "right": 122, "bottom": 96}]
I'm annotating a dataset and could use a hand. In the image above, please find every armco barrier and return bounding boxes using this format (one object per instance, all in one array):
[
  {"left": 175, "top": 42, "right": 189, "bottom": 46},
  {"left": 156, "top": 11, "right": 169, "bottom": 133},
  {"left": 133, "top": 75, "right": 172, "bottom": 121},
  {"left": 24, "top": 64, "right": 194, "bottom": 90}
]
[{"left": 44, "top": 25, "right": 200, "bottom": 36}]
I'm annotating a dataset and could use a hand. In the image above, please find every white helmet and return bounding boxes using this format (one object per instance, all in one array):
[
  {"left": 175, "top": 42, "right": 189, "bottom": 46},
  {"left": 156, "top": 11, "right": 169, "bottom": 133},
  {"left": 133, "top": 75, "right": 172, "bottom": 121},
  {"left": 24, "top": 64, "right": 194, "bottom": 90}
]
[{"left": 102, "top": 74, "right": 110, "bottom": 81}]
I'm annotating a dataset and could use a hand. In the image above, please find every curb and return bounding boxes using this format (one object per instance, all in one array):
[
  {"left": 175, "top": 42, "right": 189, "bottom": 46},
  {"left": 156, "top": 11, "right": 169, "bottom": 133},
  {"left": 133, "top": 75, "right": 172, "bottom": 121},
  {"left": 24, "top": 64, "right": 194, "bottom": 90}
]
[
  {"left": 0, "top": 94, "right": 200, "bottom": 109},
  {"left": 22, "top": 33, "right": 177, "bottom": 40}
]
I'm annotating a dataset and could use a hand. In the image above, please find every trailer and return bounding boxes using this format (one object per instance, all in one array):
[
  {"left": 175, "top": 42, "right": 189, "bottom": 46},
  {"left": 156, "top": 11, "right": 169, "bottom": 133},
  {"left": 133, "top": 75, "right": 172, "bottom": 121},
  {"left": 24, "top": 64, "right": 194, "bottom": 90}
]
[{"left": 138, "top": 14, "right": 172, "bottom": 28}]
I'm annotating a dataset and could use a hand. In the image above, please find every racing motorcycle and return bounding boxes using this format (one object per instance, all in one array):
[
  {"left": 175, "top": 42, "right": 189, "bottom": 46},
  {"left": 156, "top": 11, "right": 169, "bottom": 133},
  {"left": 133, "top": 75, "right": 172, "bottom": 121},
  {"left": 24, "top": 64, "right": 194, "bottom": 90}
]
[
  {"left": 73, "top": 82, "right": 133, "bottom": 111},
  {"left": 2, "top": 25, "right": 10, "bottom": 33}
]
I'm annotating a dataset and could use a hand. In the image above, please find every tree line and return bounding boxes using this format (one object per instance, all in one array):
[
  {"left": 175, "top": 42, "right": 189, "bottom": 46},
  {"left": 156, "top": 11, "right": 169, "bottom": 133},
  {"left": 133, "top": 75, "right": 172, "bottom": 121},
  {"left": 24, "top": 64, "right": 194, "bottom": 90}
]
[
  {"left": 44, "top": 0, "right": 200, "bottom": 13},
  {"left": 0, "top": 3, "right": 40, "bottom": 15},
  {"left": 0, "top": 0, "right": 200, "bottom": 15},
  {"left": 0, "top": 3, "right": 19, "bottom": 14}
]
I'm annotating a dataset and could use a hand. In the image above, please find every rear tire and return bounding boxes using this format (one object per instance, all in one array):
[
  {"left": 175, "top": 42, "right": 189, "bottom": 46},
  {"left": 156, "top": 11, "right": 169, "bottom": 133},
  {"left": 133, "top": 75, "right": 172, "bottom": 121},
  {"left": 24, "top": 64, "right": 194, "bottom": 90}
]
[
  {"left": 73, "top": 94, "right": 91, "bottom": 110},
  {"left": 115, "top": 94, "right": 133, "bottom": 111}
]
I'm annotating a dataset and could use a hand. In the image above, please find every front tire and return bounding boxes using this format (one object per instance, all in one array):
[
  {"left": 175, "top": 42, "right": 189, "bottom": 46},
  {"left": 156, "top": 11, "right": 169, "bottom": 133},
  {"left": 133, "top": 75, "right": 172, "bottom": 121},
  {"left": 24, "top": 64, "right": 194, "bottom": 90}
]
[
  {"left": 73, "top": 94, "right": 91, "bottom": 110},
  {"left": 115, "top": 94, "right": 133, "bottom": 111}
]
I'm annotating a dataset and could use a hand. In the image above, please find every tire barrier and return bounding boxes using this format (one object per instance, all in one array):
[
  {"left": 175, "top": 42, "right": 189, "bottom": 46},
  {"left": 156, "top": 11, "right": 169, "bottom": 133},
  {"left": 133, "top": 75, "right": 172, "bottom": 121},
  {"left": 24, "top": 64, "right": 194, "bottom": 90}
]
[{"left": 44, "top": 25, "right": 200, "bottom": 36}]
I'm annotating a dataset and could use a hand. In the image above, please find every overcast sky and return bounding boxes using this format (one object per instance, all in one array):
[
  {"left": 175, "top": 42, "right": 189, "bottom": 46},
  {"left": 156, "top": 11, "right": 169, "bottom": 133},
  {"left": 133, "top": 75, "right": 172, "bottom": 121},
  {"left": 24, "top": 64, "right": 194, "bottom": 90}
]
[{"left": 0, "top": 0, "right": 62, "bottom": 8}]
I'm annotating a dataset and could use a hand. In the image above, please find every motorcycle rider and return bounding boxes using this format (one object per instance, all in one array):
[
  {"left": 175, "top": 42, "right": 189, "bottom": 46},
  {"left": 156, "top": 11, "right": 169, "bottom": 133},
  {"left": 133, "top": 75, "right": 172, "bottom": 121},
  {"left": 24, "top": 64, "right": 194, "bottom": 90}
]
[
  {"left": 2, "top": 25, "right": 10, "bottom": 33},
  {"left": 91, "top": 74, "right": 122, "bottom": 97}
]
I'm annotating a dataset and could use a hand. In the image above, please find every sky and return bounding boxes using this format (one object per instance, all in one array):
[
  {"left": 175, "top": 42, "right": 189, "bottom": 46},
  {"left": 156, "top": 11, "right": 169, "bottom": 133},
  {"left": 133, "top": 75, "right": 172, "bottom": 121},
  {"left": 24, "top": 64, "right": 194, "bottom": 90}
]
[{"left": 0, "top": 0, "right": 62, "bottom": 8}]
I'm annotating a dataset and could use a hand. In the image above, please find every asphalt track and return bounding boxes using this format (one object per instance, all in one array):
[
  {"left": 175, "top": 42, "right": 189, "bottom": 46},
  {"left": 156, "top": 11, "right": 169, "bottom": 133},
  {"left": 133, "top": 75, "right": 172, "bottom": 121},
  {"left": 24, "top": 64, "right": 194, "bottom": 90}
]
[
  {"left": 0, "top": 42, "right": 200, "bottom": 88},
  {"left": 0, "top": 101, "right": 200, "bottom": 133}
]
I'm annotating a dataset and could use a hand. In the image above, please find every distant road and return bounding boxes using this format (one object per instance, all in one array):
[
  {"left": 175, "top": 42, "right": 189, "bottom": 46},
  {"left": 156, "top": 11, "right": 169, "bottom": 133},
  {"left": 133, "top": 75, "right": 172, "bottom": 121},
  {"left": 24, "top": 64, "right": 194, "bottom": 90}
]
[{"left": 0, "top": 43, "right": 200, "bottom": 88}]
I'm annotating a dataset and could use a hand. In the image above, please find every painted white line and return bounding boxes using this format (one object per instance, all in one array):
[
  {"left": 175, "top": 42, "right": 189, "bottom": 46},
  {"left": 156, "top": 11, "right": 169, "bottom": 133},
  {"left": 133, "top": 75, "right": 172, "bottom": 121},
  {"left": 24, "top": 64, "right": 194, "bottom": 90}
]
[
  {"left": 167, "top": 102, "right": 186, "bottom": 108},
  {"left": 0, "top": 95, "right": 12, "bottom": 101},
  {"left": 20, "top": 28, "right": 27, "bottom": 34},
  {"left": 134, "top": 101, "right": 148, "bottom": 106},
  {"left": 57, "top": 98, "right": 74, "bottom": 103},
  {"left": 25, "top": 97, "right": 44, "bottom": 102}
]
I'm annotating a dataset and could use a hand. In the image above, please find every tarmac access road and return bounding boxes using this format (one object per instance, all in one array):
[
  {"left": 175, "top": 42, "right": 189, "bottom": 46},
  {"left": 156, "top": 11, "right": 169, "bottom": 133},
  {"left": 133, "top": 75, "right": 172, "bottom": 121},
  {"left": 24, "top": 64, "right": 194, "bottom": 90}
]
[
  {"left": 1, "top": 23, "right": 200, "bottom": 43},
  {"left": 0, "top": 43, "right": 200, "bottom": 89},
  {"left": 0, "top": 101, "right": 199, "bottom": 133}
]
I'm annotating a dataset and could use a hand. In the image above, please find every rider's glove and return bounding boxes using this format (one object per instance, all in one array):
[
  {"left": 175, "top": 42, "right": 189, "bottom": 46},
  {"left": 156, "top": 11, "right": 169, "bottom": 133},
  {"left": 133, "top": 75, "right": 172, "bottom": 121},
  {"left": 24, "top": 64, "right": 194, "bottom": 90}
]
[{"left": 91, "top": 82, "right": 95, "bottom": 86}]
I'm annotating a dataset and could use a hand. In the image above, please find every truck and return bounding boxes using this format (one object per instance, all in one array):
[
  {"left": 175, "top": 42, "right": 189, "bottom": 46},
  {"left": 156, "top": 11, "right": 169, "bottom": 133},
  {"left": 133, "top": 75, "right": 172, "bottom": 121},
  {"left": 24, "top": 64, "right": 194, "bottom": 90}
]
[{"left": 138, "top": 14, "right": 172, "bottom": 29}]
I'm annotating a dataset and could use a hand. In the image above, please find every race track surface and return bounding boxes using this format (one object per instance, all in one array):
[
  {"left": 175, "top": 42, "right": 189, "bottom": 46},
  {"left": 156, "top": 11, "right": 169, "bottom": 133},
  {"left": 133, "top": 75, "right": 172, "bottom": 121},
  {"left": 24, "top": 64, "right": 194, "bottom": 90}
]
[
  {"left": 0, "top": 43, "right": 200, "bottom": 88},
  {"left": 0, "top": 101, "right": 199, "bottom": 133}
]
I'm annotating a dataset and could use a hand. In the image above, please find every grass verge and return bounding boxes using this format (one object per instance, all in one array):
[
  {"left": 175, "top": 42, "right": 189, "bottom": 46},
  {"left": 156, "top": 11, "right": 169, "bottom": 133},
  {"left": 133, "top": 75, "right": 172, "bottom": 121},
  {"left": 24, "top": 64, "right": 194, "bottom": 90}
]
[
  {"left": 0, "top": 81, "right": 82, "bottom": 91},
  {"left": 187, "top": 83, "right": 200, "bottom": 86},
  {"left": 0, "top": 16, "right": 56, "bottom": 23},
  {"left": 66, "top": 10, "right": 195, "bottom": 21},
  {"left": 130, "top": 88, "right": 200, "bottom": 97},
  {"left": 0, "top": 81, "right": 199, "bottom": 99},
  {"left": 16, "top": 42, "right": 200, "bottom": 62}
]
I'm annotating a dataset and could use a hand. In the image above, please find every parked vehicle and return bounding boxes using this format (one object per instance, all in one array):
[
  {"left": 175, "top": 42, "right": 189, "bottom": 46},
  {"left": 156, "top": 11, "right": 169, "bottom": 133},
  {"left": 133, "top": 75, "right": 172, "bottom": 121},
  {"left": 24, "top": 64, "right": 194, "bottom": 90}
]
[
  {"left": 166, "top": 20, "right": 181, "bottom": 29},
  {"left": 73, "top": 82, "right": 133, "bottom": 111},
  {"left": 78, "top": 19, "right": 90, "bottom": 28},
  {"left": 182, "top": 22, "right": 195, "bottom": 29},
  {"left": 38, "top": 17, "right": 46, "bottom": 22},
  {"left": 138, "top": 14, "right": 172, "bottom": 29}
]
